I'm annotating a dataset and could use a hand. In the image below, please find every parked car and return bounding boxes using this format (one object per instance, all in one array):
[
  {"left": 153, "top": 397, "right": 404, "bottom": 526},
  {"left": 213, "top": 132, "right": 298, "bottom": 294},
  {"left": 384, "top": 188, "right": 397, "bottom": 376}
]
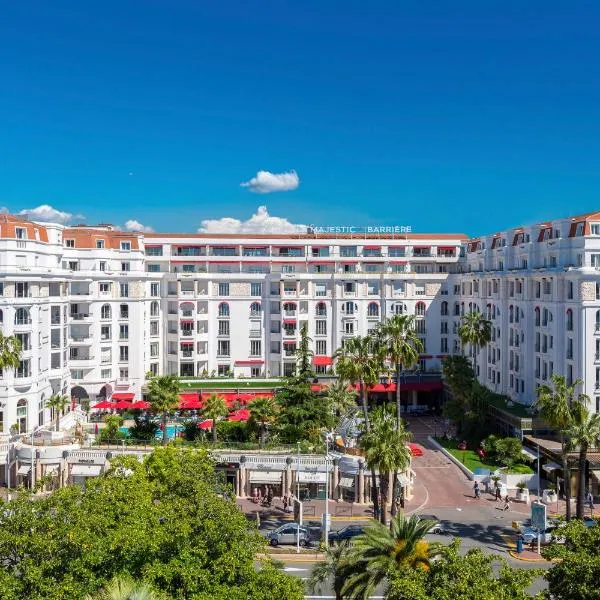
[
  {"left": 417, "top": 514, "right": 447, "bottom": 535},
  {"left": 265, "top": 523, "right": 312, "bottom": 547},
  {"left": 328, "top": 525, "right": 364, "bottom": 543},
  {"left": 520, "top": 523, "right": 565, "bottom": 545}
]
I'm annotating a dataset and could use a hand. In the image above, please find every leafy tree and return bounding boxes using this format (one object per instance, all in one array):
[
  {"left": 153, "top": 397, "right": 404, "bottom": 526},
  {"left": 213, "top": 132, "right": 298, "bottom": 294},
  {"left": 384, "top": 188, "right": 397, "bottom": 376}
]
[
  {"left": 147, "top": 375, "right": 180, "bottom": 446},
  {"left": 493, "top": 437, "right": 523, "bottom": 469},
  {"left": 441, "top": 355, "right": 475, "bottom": 433},
  {"left": 84, "top": 575, "right": 166, "bottom": 600},
  {"left": 564, "top": 401, "right": 600, "bottom": 519},
  {"left": 46, "top": 394, "right": 70, "bottom": 432},
  {"left": 536, "top": 374, "right": 586, "bottom": 521},
  {"left": 295, "top": 322, "right": 314, "bottom": 380},
  {"left": 98, "top": 414, "right": 125, "bottom": 443},
  {"left": 341, "top": 513, "right": 438, "bottom": 599},
  {"left": 376, "top": 314, "right": 423, "bottom": 426},
  {"left": 326, "top": 378, "right": 358, "bottom": 418},
  {"left": 128, "top": 413, "right": 158, "bottom": 442},
  {"left": 0, "top": 332, "right": 22, "bottom": 373},
  {"left": 359, "top": 405, "right": 412, "bottom": 522},
  {"left": 386, "top": 540, "right": 541, "bottom": 600},
  {"left": 248, "top": 396, "right": 279, "bottom": 448},
  {"left": 308, "top": 540, "right": 352, "bottom": 600},
  {"left": 458, "top": 311, "right": 492, "bottom": 379},
  {"left": 202, "top": 393, "right": 229, "bottom": 444}
]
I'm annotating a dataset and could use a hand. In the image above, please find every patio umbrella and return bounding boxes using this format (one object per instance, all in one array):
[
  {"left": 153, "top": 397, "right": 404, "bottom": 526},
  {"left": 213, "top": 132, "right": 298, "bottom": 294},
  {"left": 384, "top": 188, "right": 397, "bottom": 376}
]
[
  {"left": 114, "top": 400, "right": 134, "bottom": 410},
  {"left": 198, "top": 419, "right": 213, "bottom": 430},
  {"left": 228, "top": 409, "right": 250, "bottom": 422},
  {"left": 92, "top": 400, "right": 115, "bottom": 409},
  {"left": 130, "top": 401, "right": 150, "bottom": 410}
]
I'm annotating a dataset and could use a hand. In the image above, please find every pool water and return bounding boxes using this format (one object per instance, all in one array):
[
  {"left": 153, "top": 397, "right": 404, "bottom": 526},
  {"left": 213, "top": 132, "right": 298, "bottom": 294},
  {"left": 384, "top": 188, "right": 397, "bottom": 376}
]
[{"left": 119, "top": 425, "right": 184, "bottom": 440}]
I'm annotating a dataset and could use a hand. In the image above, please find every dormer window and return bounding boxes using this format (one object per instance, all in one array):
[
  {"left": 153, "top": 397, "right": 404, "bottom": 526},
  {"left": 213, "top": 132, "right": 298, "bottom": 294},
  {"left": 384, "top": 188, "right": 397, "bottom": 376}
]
[
  {"left": 120, "top": 241, "right": 131, "bottom": 251},
  {"left": 96, "top": 239, "right": 105, "bottom": 249},
  {"left": 15, "top": 227, "right": 26, "bottom": 240},
  {"left": 575, "top": 223, "right": 585, "bottom": 237},
  {"left": 65, "top": 239, "right": 75, "bottom": 248},
  {"left": 592, "top": 224, "right": 600, "bottom": 236}
]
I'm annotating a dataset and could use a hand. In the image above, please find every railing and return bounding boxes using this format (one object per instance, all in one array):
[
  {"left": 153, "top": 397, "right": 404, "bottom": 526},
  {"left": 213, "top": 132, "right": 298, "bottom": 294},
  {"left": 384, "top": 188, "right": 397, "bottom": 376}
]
[
  {"left": 71, "top": 313, "right": 90, "bottom": 321},
  {"left": 181, "top": 330, "right": 193, "bottom": 337}
]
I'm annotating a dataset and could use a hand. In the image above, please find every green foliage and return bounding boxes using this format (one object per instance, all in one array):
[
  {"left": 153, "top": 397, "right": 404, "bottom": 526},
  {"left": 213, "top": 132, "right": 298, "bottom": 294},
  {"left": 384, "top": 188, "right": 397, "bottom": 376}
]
[
  {"left": 147, "top": 375, "right": 181, "bottom": 446},
  {"left": 216, "top": 419, "right": 252, "bottom": 442},
  {"left": 457, "top": 311, "right": 492, "bottom": 375},
  {"left": 386, "top": 540, "right": 541, "bottom": 600},
  {"left": 182, "top": 419, "right": 202, "bottom": 442},
  {"left": 441, "top": 355, "right": 475, "bottom": 429},
  {"left": 46, "top": 394, "right": 71, "bottom": 431},
  {"left": 84, "top": 575, "right": 166, "bottom": 599},
  {"left": 295, "top": 322, "right": 314, "bottom": 381},
  {"left": 98, "top": 414, "right": 125, "bottom": 443},
  {"left": 0, "top": 447, "right": 303, "bottom": 600},
  {"left": 492, "top": 437, "right": 523, "bottom": 468},
  {"left": 248, "top": 396, "right": 280, "bottom": 448},
  {"left": 127, "top": 413, "right": 158, "bottom": 442},
  {"left": 202, "top": 394, "right": 229, "bottom": 443},
  {"left": 309, "top": 540, "right": 352, "bottom": 600},
  {"left": 0, "top": 332, "right": 22, "bottom": 372},
  {"left": 325, "top": 379, "right": 358, "bottom": 417}
]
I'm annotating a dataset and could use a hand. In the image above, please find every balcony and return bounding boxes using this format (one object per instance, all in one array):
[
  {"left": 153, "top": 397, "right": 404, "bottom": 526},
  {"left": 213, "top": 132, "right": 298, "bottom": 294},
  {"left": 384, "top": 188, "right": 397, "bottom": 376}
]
[
  {"left": 283, "top": 329, "right": 297, "bottom": 338},
  {"left": 70, "top": 313, "right": 92, "bottom": 322},
  {"left": 180, "top": 330, "right": 194, "bottom": 337},
  {"left": 70, "top": 336, "right": 92, "bottom": 344},
  {"left": 181, "top": 310, "right": 194, "bottom": 317},
  {"left": 69, "top": 355, "right": 95, "bottom": 366},
  {"left": 181, "top": 350, "right": 194, "bottom": 358},
  {"left": 250, "top": 310, "right": 261, "bottom": 318},
  {"left": 249, "top": 330, "right": 262, "bottom": 338}
]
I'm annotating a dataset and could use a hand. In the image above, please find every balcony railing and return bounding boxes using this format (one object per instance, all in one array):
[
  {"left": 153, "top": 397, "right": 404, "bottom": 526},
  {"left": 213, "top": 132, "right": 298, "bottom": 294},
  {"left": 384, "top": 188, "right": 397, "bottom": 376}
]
[{"left": 181, "top": 330, "right": 193, "bottom": 337}]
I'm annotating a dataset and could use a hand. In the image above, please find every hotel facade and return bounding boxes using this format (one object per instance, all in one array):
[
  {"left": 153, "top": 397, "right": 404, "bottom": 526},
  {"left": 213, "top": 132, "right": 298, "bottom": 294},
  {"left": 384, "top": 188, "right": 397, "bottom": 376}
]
[{"left": 2, "top": 210, "right": 600, "bottom": 434}]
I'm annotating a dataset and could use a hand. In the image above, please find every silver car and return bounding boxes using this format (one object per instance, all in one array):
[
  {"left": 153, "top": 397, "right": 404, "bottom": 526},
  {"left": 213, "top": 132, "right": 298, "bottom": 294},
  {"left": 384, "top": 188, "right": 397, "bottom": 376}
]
[
  {"left": 418, "top": 514, "right": 447, "bottom": 535},
  {"left": 265, "top": 523, "right": 312, "bottom": 547}
]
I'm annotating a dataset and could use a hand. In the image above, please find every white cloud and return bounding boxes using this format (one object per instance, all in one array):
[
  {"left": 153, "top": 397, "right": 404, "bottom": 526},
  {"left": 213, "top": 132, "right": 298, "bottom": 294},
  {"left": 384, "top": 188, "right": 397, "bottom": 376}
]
[
  {"left": 17, "top": 204, "right": 82, "bottom": 225},
  {"left": 198, "top": 205, "right": 306, "bottom": 234},
  {"left": 0, "top": 207, "right": 8, "bottom": 214},
  {"left": 123, "top": 219, "right": 154, "bottom": 233},
  {"left": 240, "top": 170, "right": 299, "bottom": 194}
]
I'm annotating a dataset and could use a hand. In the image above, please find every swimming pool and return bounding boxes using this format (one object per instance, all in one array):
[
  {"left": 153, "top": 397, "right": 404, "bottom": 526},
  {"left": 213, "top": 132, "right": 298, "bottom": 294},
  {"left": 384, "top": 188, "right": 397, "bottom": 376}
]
[{"left": 119, "top": 425, "right": 184, "bottom": 440}]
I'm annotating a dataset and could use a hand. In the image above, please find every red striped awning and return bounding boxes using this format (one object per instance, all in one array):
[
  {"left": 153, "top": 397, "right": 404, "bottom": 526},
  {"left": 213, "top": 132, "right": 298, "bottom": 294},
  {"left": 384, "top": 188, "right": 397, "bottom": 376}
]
[
  {"left": 313, "top": 356, "right": 333, "bottom": 366},
  {"left": 111, "top": 392, "right": 135, "bottom": 401},
  {"left": 283, "top": 319, "right": 297, "bottom": 325},
  {"left": 180, "top": 320, "right": 194, "bottom": 324},
  {"left": 283, "top": 340, "right": 297, "bottom": 345}
]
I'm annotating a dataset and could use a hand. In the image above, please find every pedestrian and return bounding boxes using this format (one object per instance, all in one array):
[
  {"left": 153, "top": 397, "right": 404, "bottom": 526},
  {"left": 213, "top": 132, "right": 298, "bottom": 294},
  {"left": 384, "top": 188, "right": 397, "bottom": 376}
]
[
  {"left": 587, "top": 491, "right": 594, "bottom": 515},
  {"left": 473, "top": 481, "right": 480, "bottom": 499},
  {"left": 495, "top": 485, "right": 501, "bottom": 501},
  {"left": 282, "top": 495, "right": 288, "bottom": 512},
  {"left": 503, "top": 494, "right": 510, "bottom": 511}
]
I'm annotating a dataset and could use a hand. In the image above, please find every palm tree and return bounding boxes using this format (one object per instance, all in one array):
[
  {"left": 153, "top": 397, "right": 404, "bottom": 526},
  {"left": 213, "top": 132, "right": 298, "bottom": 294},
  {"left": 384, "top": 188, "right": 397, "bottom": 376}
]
[
  {"left": 0, "top": 332, "right": 22, "bottom": 374},
  {"left": 202, "top": 393, "right": 229, "bottom": 444},
  {"left": 458, "top": 310, "right": 492, "bottom": 380},
  {"left": 326, "top": 379, "right": 358, "bottom": 418},
  {"left": 308, "top": 540, "right": 352, "bottom": 600},
  {"left": 341, "top": 513, "right": 438, "bottom": 599},
  {"left": 564, "top": 400, "right": 600, "bottom": 519},
  {"left": 248, "top": 395, "right": 279, "bottom": 448},
  {"left": 359, "top": 405, "right": 412, "bottom": 522},
  {"left": 335, "top": 335, "right": 384, "bottom": 518},
  {"left": 85, "top": 575, "right": 164, "bottom": 600},
  {"left": 46, "top": 394, "right": 70, "bottom": 432},
  {"left": 536, "top": 374, "right": 586, "bottom": 521},
  {"left": 376, "top": 314, "right": 423, "bottom": 428},
  {"left": 147, "top": 375, "right": 180, "bottom": 446}
]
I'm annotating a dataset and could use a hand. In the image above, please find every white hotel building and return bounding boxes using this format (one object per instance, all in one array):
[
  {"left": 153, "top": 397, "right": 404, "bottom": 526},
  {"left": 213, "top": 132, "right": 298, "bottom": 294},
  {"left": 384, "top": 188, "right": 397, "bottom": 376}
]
[{"left": 2, "top": 210, "right": 600, "bottom": 434}]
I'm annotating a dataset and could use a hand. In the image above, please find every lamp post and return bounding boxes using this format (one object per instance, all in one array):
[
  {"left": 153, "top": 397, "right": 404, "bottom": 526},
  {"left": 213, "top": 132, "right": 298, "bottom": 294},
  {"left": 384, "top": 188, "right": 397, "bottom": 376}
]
[{"left": 324, "top": 432, "right": 331, "bottom": 549}]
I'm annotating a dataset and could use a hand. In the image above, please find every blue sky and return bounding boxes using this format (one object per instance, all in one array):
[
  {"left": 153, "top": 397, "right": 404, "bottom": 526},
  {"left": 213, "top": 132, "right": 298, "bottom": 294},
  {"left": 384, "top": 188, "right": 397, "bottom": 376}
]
[{"left": 0, "top": 1, "right": 599, "bottom": 236}]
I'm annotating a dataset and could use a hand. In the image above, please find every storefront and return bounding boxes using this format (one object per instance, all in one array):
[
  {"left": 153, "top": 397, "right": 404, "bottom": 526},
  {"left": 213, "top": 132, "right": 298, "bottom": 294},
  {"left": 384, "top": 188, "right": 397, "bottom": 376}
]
[
  {"left": 249, "top": 470, "right": 283, "bottom": 498},
  {"left": 67, "top": 453, "right": 108, "bottom": 487},
  {"left": 296, "top": 471, "right": 327, "bottom": 500}
]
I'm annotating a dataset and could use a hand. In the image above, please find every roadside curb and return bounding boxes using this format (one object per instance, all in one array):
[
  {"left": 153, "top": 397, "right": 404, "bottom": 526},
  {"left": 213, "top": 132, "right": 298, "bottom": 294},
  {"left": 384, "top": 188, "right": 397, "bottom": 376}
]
[
  {"left": 259, "top": 553, "right": 325, "bottom": 562},
  {"left": 508, "top": 550, "right": 552, "bottom": 563}
]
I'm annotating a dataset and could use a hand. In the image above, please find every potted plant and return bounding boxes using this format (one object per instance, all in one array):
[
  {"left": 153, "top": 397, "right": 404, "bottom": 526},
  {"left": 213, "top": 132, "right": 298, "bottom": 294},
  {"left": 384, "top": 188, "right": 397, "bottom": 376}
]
[
  {"left": 542, "top": 483, "right": 558, "bottom": 505},
  {"left": 516, "top": 480, "right": 530, "bottom": 502}
]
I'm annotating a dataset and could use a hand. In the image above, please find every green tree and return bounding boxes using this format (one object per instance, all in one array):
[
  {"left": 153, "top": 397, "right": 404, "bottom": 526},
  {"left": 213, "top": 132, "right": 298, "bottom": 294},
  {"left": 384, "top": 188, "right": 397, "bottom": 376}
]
[
  {"left": 376, "top": 314, "right": 423, "bottom": 426},
  {"left": 341, "top": 513, "right": 438, "bottom": 599},
  {"left": 248, "top": 396, "right": 279, "bottom": 448},
  {"left": 308, "top": 540, "right": 352, "bottom": 600},
  {"left": 147, "top": 375, "right": 180, "bottom": 446},
  {"left": 202, "top": 393, "right": 229, "bottom": 444},
  {"left": 564, "top": 401, "right": 600, "bottom": 519},
  {"left": 295, "top": 322, "right": 314, "bottom": 380},
  {"left": 441, "top": 355, "right": 475, "bottom": 434},
  {"left": 85, "top": 575, "right": 166, "bottom": 600},
  {"left": 536, "top": 374, "right": 585, "bottom": 521},
  {"left": 386, "top": 540, "right": 540, "bottom": 600},
  {"left": 128, "top": 413, "right": 158, "bottom": 442},
  {"left": 458, "top": 311, "right": 492, "bottom": 379},
  {"left": 493, "top": 437, "right": 523, "bottom": 469},
  {"left": 334, "top": 335, "right": 384, "bottom": 516},
  {"left": 0, "top": 332, "right": 22, "bottom": 373},
  {"left": 46, "top": 394, "right": 70, "bottom": 432},
  {"left": 326, "top": 378, "right": 358, "bottom": 417},
  {"left": 98, "top": 414, "right": 125, "bottom": 443},
  {"left": 359, "top": 405, "right": 412, "bottom": 522}
]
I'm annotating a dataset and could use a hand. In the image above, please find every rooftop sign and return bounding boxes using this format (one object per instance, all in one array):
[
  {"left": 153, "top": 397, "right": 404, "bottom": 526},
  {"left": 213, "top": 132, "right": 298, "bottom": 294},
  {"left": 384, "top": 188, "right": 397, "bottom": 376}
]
[{"left": 308, "top": 225, "right": 413, "bottom": 234}]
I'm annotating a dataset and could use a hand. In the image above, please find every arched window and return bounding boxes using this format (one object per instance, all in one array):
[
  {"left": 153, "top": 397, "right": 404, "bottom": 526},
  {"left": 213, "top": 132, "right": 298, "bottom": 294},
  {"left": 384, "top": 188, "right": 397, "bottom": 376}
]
[
  {"left": 150, "top": 301, "right": 159, "bottom": 317},
  {"left": 415, "top": 302, "right": 426, "bottom": 317},
  {"left": 315, "top": 302, "right": 326, "bottom": 316},
  {"left": 218, "top": 302, "right": 229, "bottom": 317},
  {"left": 14, "top": 308, "right": 30, "bottom": 325},
  {"left": 101, "top": 304, "right": 111, "bottom": 320},
  {"left": 16, "top": 399, "right": 27, "bottom": 434},
  {"left": 440, "top": 301, "right": 448, "bottom": 316},
  {"left": 250, "top": 302, "right": 261, "bottom": 316},
  {"left": 509, "top": 305, "right": 514, "bottom": 323},
  {"left": 534, "top": 306, "right": 540, "bottom": 326},
  {"left": 368, "top": 302, "right": 379, "bottom": 317},
  {"left": 38, "top": 393, "right": 45, "bottom": 428}
]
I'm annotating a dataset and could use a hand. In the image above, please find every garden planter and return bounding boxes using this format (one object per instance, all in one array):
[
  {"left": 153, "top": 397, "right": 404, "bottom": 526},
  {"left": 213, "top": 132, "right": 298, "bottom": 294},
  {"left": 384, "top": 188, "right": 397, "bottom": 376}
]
[
  {"left": 542, "top": 489, "right": 558, "bottom": 505},
  {"left": 515, "top": 488, "right": 530, "bottom": 503}
]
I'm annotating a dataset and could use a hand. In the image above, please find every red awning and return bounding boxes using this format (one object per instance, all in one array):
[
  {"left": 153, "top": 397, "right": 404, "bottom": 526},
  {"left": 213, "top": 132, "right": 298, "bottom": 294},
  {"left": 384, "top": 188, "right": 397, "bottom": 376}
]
[
  {"left": 413, "top": 246, "right": 430, "bottom": 250},
  {"left": 179, "top": 393, "right": 199, "bottom": 403},
  {"left": 180, "top": 399, "right": 203, "bottom": 409},
  {"left": 112, "top": 392, "right": 135, "bottom": 402},
  {"left": 234, "top": 360, "right": 264, "bottom": 365},
  {"left": 180, "top": 342, "right": 194, "bottom": 347},
  {"left": 130, "top": 400, "right": 150, "bottom": 410},
  {"left": 283, "top": 340, "right": 297, "bottom": 345},
  {"left": 92, "top": 400, "right": 115, "bottom": 409},
  {"left": 313, "top": 356, "right": 333, "bottom": 366},
  {"left": 228, "top": 409, "right": 250, "bottom": 422},
  {"left": 283, "top": 319, "right": 297, "bottom": 325},
  {"left": 363, "top": 246, "right": 381, "bottom": 250},
  {"left": 198, "top": 419, "right": 213, "bottom": 430},
  {"left": 180, "top": 320, "right": 194, "bottom": 324}
]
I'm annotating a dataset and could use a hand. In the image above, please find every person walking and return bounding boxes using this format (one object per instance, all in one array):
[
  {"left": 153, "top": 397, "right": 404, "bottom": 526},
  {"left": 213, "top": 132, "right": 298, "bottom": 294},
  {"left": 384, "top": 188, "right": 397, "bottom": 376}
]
[
  {"left": 495, "top": 484, "right": 502, "bottom": 501},
  {"left": 503, "top": 494, "right": 511, "bottom": 511},
  {"left": 587, "top": 491, "right": 594, "bottom": 516},
  {"left": 282, "top": 495, "right": 288, "bottom": 513},
  {"left": 473, "top": 481, "right": 480, "bottom": 499}
]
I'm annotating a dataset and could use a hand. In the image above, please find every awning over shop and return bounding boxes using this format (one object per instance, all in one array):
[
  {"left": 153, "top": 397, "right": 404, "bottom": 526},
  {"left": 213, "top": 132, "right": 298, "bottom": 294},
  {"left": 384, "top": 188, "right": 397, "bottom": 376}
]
[
  {"left": 112, "top": 392, "right": 135, "bottom": 402},
  {"left": 313, "top": 356, "right": 333, "bottom": 366},
  {"left": 397, "top": 474, "right": 410, "bottom": 487},
  {"left": 591, "top": 470, "right": 600, "bottom": 483},
  {"left": 298, "top": 472, "right": 327, "bottom": 484},
  {"left": 45, "top": 464, "right": 59, "bottom": 474},
  {"left": 17, "top": 465, "right": 31, "bottom": 475},
  {"left": 249, "top": 471, "right": 282, "bottom": 483},
  {"left": 338, "top": 476, "right": 355, "bottom": 488},
  {"left": 71, "top": 464, "right": 103, "bottom": 477},
  {"left": 521, "top": 447, "right": 538, "bottom": 461},
  {"left": 542, "top": 462, "right": 561, "bottom": 473}
]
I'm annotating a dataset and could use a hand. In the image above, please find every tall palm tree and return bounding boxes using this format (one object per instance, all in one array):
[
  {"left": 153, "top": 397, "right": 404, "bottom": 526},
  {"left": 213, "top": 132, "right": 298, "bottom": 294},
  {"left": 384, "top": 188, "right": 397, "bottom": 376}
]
[
  {"left": 0, "top": 332, "right": 22, "bottom": 374},
  {"left": 85, "top": 575, "right": 165, "bottom": 600},
  {"left": 565, "top": 400, "right": 600, "bottom": 519},
  {"left": 46, "top": 394, "right": 70, "bottom": 432},
  {"left": 335, "top": 335, "right": 384, "bottom": 517},
  {"left": 341, "top": 513, "right": 438, "bottom": 599},
  {"left": 359, "top": 405, "right": 412, "bottom": 522},
  {"left": 248, "top": 395, "right": 279, "bottom": 448},
  {"left": 458, "top": 310, "right": 492, "bottom": 380},
  {"left": 202, "top": 393, "right": 229, "bottom": 444},
  {"left": 536, "top": 374, "right": 586, "bottom": 521},
  {"left": 308, "top": 540, "right": 352, "bottom": 600},
  {"left": 147, "top": 374, "right": 180, "bottom": 446},
  {"left": 376, "top": 314, "right": 423, "bottom": 428},
  {"left": 326, "top": 379, "right": 358, "bottom": 418}
]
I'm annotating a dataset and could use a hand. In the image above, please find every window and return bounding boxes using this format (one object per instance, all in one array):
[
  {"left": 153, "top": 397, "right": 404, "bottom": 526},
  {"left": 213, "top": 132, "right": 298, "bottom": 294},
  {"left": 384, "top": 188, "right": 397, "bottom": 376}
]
[
  {"left": 340, "top": 246, "right": 357, "bottom": 257},
  {"left": 101, "top": 304, "right": 111, "bottom": 320},
  {"left": 120, "top": 241, "right": 131, "bottom": 251},
  {"left": 344, "top": 282, "right": 356, "bottom": 294},
  {"left": 316, "top": 340, "right": 327, "bottom": 355},
  {"left": 95, "top": 239, "right": 105, "bottom": 249},
  {"left": 217, "top": 340, "right": 230, "bottom": 356},
  {"left": 150, "top": 301, "right": 159, "bottom": 317},
  {"left": 415, "top": 320, "right": 426, "bottom": 334},
  {"left": 315, "top": 283, "right": 327, "bottom": 297},
  {"left": 120, "top": 283, "right": 129, "bottom": 297},
  {"left": 344, "top": 321, "right": 355, "bottom": 335},
  {"left": 147, "top": 264, "right": 160, "bottom": 273},
  {"left": 218, "top": 283, "right": 229, "bottom": 296},
  {"left": 315, "top": 302, "right": 327, "bottom": 316},
  {"left": 150, "top": 321, "right": 159, "bottom": 336},
  {"left": 566, "top": 309, "right": 573, "bottom": 331},
  {"left": 251, "top": 283, "right": 262, "bottom": 297},
  {"left": 343, "top": 301, "right": 356, "bottom": 315},
  {"left": 250, "top": 302, "right": 261, "bottom": 316},
  {"left": 99, "top": 261, "right": 106, "bottom": 272},
  {"left": 218, "top": 303, "right": 229, "bottom": 317},
  {"left": 440, "top": 338, "right": 448, "bottom": 353},
  {"left": 16, "top": 282, "right": 29, "bottom": 298},
  {"left": 145, "top": 245, "right": 163, "bottom": 256},
  {"left": 415, "top": 302, "right": 426, "bottom": 316},
  {"left": 393, "top": 281, "right": 405, "bottom": 296},
  {"left": 15, "top": 308, "right": 30, "bottom": 325},
  {"left": 316, "top": 320, "right": 327, "bottom": 335},
  {"left": 101, "top": 368, "right": 112, "bottom": 379},
  {"left": 119, "top": 346, "right": 129, "bottom": 362},
  {"left": 567, "top": 338, "right": 573, "bottom": 360},
  {"left": 121, "top": 262, "right": 130, "bottom": 272},
  {"left": 119, "top": 324, "right": 129, "bottom": 340},
  {"left": 250, "top": 340, "right": 261, "bottom": 356},
  {"left": 415, "top": 284, "right": 425, "bottom": 296},
  {"left": 440, "top": 301, "right": 448, "bottom": 316},
  {"left": 99, "top": 282, "right": 110, "bottom": 294},
  {"left": 150, "top": 283, "right": 160, "bottom": 297},
  {"left": 101, "top": 325, "right": 111, "bottom": 341},
  {"left": 120, "top": 304, "right": 129, "bottom": 319},
  {"left": 367, "top": 302, "right": 379, "bottom": 317},
  {"left": 218, "top": 321, "right": 230, "bottom": 336},
  {"left": 391, "top": 302, "right": 406, "bottom": 315},
  {"left": 65, "top": 239, "right": 75, "bottom": 248},
  {"left": 567, "top": 281, "right": 574, "bottom": 299}
]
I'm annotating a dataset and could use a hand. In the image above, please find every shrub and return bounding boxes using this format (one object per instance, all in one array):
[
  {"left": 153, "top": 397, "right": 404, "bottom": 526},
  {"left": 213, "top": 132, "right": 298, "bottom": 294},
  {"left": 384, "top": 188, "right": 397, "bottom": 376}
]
[
  {"left": 493, "top": 437, "right": 523, "bottom": 468},
  {"left": 128, "top": 413, "right": 158, "bottom": 441}
]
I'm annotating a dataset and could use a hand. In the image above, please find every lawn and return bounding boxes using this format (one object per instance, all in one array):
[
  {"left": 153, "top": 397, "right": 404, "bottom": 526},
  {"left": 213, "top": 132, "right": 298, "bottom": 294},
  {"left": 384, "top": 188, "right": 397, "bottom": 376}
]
[{"left": 434, "top": 437, "right": 534, "bottom": 475}]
